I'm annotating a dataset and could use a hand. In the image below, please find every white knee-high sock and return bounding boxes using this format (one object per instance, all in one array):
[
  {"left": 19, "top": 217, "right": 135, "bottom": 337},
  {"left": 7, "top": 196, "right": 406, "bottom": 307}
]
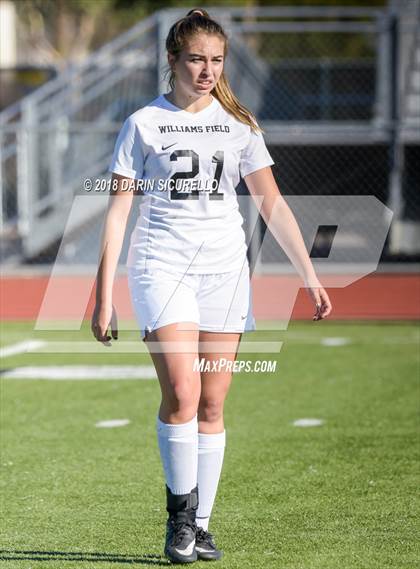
[
  {"left": 196, "top": 430, "right": 226, "bottom": 531},
  {"left": 156, "top": 415, "right": 198, "bottom": 495}
]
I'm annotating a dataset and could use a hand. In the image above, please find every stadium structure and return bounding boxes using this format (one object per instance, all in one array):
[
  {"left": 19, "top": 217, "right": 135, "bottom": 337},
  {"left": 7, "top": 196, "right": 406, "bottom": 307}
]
[{"left": 0, "top": 2, "right": 419, "bottom": 321}]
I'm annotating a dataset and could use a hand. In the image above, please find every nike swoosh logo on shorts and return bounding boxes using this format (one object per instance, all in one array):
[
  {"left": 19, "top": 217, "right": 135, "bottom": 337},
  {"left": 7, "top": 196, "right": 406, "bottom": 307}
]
[
  {"left": 174, "top": 540, "right": 195, "bottom": 556},
  {"left": 162, "top": 143, "right": 177, "bottom": 151}
]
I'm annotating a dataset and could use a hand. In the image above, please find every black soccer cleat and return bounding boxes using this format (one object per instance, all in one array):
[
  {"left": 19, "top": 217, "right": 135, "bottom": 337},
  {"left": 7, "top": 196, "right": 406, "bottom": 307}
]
[
  {"left": 165, "top": 515, "right": 197, "bottom": 564},
  {"left": 164, "top": 485, "right": 198, "bottom": 564},
  {"left": 195, "top": 526, "right": 223, "bottom": 561}
]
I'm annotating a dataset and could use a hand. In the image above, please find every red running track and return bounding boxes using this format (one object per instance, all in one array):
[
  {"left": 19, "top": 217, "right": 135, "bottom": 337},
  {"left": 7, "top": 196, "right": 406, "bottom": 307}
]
[{"left": 1, "top": 273, "right": 419, "bottom": 321}]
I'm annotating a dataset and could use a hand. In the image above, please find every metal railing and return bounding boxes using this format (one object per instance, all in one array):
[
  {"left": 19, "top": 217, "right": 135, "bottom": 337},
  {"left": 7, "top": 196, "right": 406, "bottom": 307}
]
[{"left": 0, "top": 12, "right": 159, "bottom": 259}]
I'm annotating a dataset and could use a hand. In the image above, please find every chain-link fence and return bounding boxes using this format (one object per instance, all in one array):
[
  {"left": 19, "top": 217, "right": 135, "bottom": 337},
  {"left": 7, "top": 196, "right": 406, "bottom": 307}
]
[{"left": 0, "top": 4, "right": 419, "bottom": 269}]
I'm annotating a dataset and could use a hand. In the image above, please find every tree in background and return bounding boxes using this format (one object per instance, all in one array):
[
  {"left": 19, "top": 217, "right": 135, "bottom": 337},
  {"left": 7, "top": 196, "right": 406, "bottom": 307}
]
[{"left": 13, "top": 0, "right": 388, "bottom": 66}]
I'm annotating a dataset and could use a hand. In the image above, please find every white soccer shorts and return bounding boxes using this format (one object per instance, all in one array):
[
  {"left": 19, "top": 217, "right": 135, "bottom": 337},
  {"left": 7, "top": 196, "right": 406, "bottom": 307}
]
[{"left": 127, "top": 262, "right": 256, "bottom": 340}]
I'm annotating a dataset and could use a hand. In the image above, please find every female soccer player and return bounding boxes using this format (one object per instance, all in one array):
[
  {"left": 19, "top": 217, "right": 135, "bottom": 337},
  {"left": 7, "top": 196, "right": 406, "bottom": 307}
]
[{"left": 92, "top": 8, "right": 332, "bottom": 564}]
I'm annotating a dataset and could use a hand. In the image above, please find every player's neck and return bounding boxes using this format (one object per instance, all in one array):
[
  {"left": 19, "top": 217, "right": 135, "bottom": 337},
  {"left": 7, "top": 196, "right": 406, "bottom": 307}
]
[{"left": 165, "top": 89, "right": 213, "bottom": 114}]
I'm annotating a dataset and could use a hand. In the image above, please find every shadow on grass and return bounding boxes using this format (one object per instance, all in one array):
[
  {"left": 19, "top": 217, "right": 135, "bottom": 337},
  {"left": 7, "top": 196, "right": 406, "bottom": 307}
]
[{"left": 0, "top": 549, "right": 169, "bottom": 565}]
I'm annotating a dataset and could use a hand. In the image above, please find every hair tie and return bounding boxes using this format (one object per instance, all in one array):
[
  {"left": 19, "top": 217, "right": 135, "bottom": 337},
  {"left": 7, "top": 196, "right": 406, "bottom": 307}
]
[{"left": 189, "top": 9, "right": 205, "bottom": 17}]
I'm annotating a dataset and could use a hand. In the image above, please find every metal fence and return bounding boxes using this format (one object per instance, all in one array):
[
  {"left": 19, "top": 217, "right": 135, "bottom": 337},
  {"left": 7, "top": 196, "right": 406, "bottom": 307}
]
[{"left": 0, "top": 4, "right": 419, "bottom": 269}]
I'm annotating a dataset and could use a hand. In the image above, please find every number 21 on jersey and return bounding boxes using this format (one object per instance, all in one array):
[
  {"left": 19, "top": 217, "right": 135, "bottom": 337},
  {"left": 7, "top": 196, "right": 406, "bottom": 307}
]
[{"left": 169, "top": 149, "right": 224, "bottom": 201}]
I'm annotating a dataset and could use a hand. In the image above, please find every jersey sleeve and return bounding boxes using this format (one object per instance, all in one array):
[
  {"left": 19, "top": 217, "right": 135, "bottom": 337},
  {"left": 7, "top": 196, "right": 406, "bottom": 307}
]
[
  {"left": 239, "top": 127, "right": 274, "bottom": 178},
  {"left": 108, "top": 116, "right": 144, "bottom": 179}
]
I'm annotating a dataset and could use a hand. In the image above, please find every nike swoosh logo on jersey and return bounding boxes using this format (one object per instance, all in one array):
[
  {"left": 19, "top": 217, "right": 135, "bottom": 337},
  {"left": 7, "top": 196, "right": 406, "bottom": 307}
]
[
  {"left": 241, "top": 315, "right": 247, "bottom": 320},
  {"left": 174, "top": 540, "right": 195, "bottom": 556},
  {"left": 162, "top": 143, "right": 177, "bottom": 151}
]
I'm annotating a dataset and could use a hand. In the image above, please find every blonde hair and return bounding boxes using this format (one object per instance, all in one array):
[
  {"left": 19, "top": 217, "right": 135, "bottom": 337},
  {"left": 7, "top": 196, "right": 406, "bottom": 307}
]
[{"left": 164, "top": 8, "right": 263, "bottom": 133}]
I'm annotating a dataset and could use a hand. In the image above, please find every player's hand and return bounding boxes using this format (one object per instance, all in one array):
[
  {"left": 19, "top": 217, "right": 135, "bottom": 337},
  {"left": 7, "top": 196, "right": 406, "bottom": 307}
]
[
  {"left": 91, "top": 303, "right": 118, "bottom": 345},
  {"left": 306, "top": 286, "right": 332, "bottom": 321}
]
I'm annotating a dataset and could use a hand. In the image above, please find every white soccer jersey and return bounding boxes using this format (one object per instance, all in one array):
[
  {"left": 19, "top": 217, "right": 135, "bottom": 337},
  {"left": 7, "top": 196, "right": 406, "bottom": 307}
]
[{"left": 108, "top": 93, "right": 274, "bottom": 274}]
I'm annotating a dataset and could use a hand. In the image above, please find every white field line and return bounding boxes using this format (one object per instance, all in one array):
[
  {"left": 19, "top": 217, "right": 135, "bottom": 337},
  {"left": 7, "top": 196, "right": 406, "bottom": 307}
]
[
  {"left": 293, "top": 418, "right": 325, "bottom": 427},
  {"left": 321, "top": 337, "right": 351, "bottom": 347},
  {"left": 0, "top": 365, "right": 157, "bottom": 380},
  {"left": 95, "top": 419, "right": 130, "bottom": 428},
  {"left": 0, "top": 340, "right": 47, "bottom": 358},
  {"left": 15, "top": 341, "right": 284, "bottom": 354},
  {"left": 0, "top": 332, "right": 416, "bottom": 362}
]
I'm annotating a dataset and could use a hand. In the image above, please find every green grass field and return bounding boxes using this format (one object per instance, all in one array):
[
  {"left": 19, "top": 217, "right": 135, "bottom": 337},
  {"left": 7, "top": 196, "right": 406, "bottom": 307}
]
[{"left": 0, "top": 320, "right": 418, "bottom": 569}]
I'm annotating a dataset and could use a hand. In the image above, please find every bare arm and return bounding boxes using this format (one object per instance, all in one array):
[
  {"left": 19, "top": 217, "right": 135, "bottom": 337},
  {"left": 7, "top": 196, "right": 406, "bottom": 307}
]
[
  {"left": 92, "top": 173, "right": 137, "bottom": 341},
  {"left": 244, "top": 166, "right": 332, "bottom": 320}
]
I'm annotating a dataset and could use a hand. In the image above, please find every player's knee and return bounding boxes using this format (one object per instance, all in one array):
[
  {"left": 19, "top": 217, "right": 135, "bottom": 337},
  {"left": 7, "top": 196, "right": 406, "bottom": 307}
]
[
  {"left": 198, "top": 398, "right": 224, "bottom": 424},
  {"left": 164, "top": 377, "right": 200, "bottom": 412}
]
